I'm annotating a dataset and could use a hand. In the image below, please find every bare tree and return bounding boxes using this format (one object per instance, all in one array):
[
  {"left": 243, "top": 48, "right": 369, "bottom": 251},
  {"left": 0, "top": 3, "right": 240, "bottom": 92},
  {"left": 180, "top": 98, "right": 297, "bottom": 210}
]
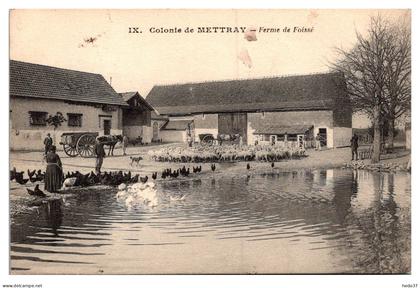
[
  {"left": 331, "top": 16, "right": 393, "bottom": 163},
  {"left": 382, "top": 20, "right": 411, "bottom": 151}
]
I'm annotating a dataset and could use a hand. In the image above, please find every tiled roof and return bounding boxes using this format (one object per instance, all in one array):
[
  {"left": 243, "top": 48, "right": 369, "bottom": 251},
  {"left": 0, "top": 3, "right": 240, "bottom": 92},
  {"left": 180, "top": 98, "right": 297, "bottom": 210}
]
[
  {"left": 162, "top": 120, "right": 192, "bottom": 130},
  {"left": 253, "top": 124, "right": 313, "bottom": 135},
  {"left": 10, "top": 60, "right": 128, "bottom": 106},
  {"left": 118, "top": 91, "right": 154, "bottom": 110},
  {"left": 151, "top": 110, "right": 169, "bottom": 121},
  {"left": 147, "top": 72, "right": 347, "bottom": 116},
  {"left": 119, "top": 91, "right": 138, "bottom": 102}
]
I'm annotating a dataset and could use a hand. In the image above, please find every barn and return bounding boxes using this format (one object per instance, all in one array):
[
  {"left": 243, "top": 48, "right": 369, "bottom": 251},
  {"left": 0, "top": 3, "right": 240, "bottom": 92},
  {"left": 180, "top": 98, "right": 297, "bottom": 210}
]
[
  {"left": 119, "top": 91, "right": 154, "bottom": 144},
  {"left": 146, "top": 72, "right": 352, "bottom": 148},
  {"left": 10, "top": 60, "right": 128, "bottom": 150}
]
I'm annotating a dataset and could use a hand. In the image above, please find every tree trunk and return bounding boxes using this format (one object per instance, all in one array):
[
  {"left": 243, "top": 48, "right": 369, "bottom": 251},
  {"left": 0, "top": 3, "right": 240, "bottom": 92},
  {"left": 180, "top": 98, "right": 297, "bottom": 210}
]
[
  {"left": 372, "top": 104, "right": 381, "bottom": 163},
  {"left": 386, "top": 119, "right": 395, "bottom": 153}
]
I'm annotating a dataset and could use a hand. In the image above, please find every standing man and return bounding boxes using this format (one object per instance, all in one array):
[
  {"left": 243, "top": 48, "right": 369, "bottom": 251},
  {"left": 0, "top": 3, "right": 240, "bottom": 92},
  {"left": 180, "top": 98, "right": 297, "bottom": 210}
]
[
  {"left": 315, "top": 133, "right": 321, "bottom": 151},
  {"left": 351, "top": 134, "right": 359, "bottom": 161},
  {"left": 94, "top": 137, "right": 106, "bottom": 174},
  {"left": 43, "top": 133, "right": 53, "bottom": 156},
  {"left": 186, "top": 133, "right": 193, "bottom": 147},
  {"left": 122, "top": 135, "right": 129, "bottom": 156}
]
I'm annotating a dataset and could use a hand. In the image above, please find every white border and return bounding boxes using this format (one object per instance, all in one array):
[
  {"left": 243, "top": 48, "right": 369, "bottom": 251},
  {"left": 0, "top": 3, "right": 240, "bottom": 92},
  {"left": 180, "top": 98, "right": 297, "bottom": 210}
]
[{"left": 1, "top": 1, "right": 418, "bottom": 288}]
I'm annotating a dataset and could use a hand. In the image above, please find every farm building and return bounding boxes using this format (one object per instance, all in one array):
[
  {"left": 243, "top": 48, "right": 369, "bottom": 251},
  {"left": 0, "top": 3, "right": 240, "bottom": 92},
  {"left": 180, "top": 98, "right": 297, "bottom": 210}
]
[
  {"left": 119, "top": 91, "right": 154, "bottom": 144},
  {"left": 150, "top": 111, "right": 169, "bottom": 142},
  {"left": 146, "top": 72, "right": 352, "bottom": 148},
  {"left": 10, "top": 60, "right": 128, "bottom": 151},
  {"left": 160, "top": 118, "right": 193, "bottom": 143}
]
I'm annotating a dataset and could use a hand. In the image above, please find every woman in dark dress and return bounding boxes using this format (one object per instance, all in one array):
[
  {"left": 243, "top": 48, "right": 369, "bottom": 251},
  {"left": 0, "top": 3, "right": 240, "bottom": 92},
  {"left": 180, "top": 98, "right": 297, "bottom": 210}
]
[{"left": 44, "top": 145, "right": 63, "bottom": 192}]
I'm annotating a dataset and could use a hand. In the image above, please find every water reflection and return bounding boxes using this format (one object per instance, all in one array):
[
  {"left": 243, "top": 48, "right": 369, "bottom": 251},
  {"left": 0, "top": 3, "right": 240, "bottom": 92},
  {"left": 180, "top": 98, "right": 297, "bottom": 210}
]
[
  {"left": 44, "top": 200, "right": 63, "bottom": 236},
  {"left": 10, "top": 169, "right": 410, "bottom": 274}
]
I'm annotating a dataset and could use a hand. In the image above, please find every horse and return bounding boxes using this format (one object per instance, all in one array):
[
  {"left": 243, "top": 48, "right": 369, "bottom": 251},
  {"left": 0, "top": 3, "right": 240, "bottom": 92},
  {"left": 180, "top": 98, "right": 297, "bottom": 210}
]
[{"left": 97, "top": 135, "right": 123, "bottom": 156}]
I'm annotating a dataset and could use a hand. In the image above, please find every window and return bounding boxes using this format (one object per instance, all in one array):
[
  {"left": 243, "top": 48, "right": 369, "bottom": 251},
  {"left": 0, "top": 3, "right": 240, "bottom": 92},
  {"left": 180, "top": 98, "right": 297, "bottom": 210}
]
[
  {"left": 67, "top": 113, "right": 83, "bottom": 127},
  {"left": 29, "top": 111, "right": 47, "bottom": 126}
]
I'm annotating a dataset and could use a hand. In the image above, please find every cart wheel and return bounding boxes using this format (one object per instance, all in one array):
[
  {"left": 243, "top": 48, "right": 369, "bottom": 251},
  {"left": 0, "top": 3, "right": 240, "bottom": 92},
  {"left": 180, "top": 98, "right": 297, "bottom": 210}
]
[
  {"left": 202, "top": 135, "right": 214, "bottom": 146},
  {"left": 77, "top": 134, "right": 96, "bottom": 158},
  {"left": 63, "top": 144, "right": 78, "bottom": 157}
]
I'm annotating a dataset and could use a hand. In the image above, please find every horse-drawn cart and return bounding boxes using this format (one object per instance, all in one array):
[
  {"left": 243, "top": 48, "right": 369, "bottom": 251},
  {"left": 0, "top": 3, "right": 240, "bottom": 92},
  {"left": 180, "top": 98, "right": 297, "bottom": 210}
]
[
  {"left": 60, "top": 132, "right": 99, "bottom": 158},
  {"left": 198, "top": 133, "right": 241, "bottom": 146},
  {"left": 199, "top": 134, "right": 216, "bottom": 145}
]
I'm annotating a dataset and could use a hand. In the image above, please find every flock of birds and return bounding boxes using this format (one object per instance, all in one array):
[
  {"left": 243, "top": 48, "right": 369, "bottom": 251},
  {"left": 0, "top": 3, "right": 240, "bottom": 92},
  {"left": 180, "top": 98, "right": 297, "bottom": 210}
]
[
  {"left": 10, "top": 168, "right": 45, "bottom": 185},
  {"left": 160, "top": 165, "right": 202, "bottom": 179},
  {"left": 11, "top": 162, "right": 278, "bottom": 199}
]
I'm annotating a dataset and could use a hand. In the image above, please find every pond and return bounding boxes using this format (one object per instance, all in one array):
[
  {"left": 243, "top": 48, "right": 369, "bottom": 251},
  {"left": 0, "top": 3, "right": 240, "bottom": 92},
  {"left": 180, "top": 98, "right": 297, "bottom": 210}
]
[{"left": 10, "top": 168, "right": 411, "bottom": 274}]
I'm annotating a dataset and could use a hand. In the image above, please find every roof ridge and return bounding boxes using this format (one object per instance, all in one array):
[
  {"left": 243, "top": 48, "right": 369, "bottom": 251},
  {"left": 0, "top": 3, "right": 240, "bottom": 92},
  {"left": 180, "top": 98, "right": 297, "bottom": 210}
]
[
  {"left": 119, "top": 91, "right": 138, "bottom": 95},
  {"left": 10, "top": 59, "right": 102, "bottom": 76},
  {"left": 153, "top": 70, "right": 338, "bottom": 87}
]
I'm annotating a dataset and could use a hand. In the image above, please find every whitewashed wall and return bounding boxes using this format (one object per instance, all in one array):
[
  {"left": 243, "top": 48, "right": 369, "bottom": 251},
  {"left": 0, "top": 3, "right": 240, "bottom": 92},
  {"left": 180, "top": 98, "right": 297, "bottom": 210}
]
[
  {"left": 160, "top": 130, "right": 186, "bottom": 143},
  {"left": 333, "top": 127, "right": 352, "bottom": 148}
]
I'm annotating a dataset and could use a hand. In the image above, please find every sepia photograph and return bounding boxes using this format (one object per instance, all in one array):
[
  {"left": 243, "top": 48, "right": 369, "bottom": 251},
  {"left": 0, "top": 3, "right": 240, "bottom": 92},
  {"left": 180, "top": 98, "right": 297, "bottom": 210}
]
[{"left": 7, "top": 9, "right": 411, "bottom": 276}]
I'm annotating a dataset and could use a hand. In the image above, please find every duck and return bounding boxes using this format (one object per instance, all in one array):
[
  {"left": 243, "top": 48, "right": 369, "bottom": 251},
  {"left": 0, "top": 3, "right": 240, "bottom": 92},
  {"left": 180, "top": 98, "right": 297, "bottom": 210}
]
[
  {"left": 29, "top": 174, "right": 38, "bottom": 183},
  {"left": 123, "top": 171, "right": 132, "bottom": 183},
  {"left": 16, "top": 177, "right": 29, "bottom": 185},
  {"left": 152, "top": 172, "right": 157, "bottom": 180},
  {"left": 140, "top": 175, "right": 148, "bottom": 184},
  {"left": 34, "top": 172, "right": 45, "bottom": 182},
  {"left": 79, "top": 173, "right": 91, "bottom": 187},
  {"left": 27, "top": 184, "right": 46, "bottom": 197},
  {"left": 246, "top": 163, "right": 251, "bottom": 170},
  {"left": 62, "top": 177, "right": 77, "bottom": 189},
  {"left": 130, "top": 174, "right": 139, "bottom": 183},
  {"left": 116, "top": 189, "right": 127, "bottom": 198},
  {"left": 12, "top": 169, "right": 25, "bottom": 183},
  {"left": 169, "top": 194, "right": 187, "bottom": 201},
  {"left": 27, "top": 169, "right": 36, "bottom": 178},
  {"left": 271, "top": 162, "right": 275, "bottom": 168},
  {"left": 211, "top": 164, "right": 216, "bottom": 172},
  {"left": 118, "top": 183, "right": 127, "bottom": 190},
  {"left": 125, "top": 195, "right": 136, "bottom": 207},
  {"left": 10, "top": 167, "right": 17, "bottom": 181},
  {"left": 180, "top": 167, "right": 190, "bottom": 177},
  {"left": 170, "top": 170, "right": 179, "bottom": 178}
]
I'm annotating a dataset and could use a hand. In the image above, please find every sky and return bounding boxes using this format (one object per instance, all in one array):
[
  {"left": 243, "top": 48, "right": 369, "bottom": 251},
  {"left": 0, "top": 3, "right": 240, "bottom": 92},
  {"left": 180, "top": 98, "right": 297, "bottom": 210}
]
[{"left": 10, "top": 9, "right": 410, "bottom": 127}]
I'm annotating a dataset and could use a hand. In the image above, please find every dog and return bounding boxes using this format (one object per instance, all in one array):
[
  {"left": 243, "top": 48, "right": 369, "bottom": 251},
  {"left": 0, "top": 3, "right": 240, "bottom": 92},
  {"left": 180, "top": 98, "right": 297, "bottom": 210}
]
[{"left": 130, "top": 156, "right": 143, "bottom": 166}]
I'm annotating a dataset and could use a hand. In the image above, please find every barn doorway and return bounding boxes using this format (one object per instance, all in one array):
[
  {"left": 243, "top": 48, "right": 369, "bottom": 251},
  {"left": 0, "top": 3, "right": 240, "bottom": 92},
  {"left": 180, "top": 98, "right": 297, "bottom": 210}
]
[
  {"left": 103, "top": 120, "right": 111, "bottom": 135},
  {"left": 318, "top": 128, "right": 327, "bottom": 147},
  {"left": 218, "top": 113, "right": 247, "bottom": 144}
]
